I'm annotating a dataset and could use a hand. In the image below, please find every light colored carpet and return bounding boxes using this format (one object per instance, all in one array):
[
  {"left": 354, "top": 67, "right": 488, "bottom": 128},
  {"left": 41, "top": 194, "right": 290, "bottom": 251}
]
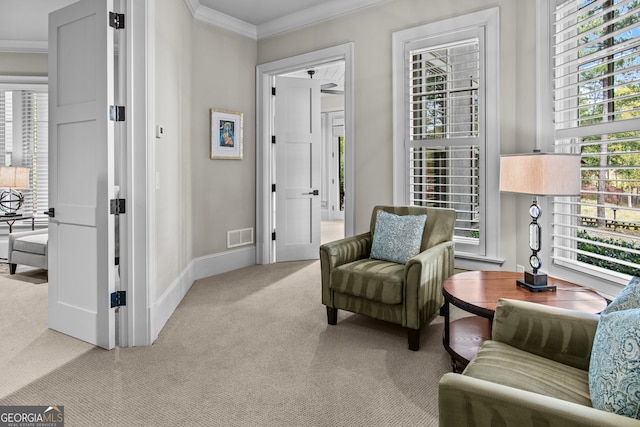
[{"left": 0, "top": 260, "right": 458, "bottom": 426}]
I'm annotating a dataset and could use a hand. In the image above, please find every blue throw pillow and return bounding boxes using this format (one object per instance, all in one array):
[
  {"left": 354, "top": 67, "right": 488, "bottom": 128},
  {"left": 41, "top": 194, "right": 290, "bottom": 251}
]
[
  {"left": 370, "top": 210, "right": 427, "bottom": 265},
  {"left": 589, "top": 276, "right": 640, "bottom": 419},
  {"left": 603, "top": 276, "right": 640, "bottom": 314},
  {"left": 589, "top": 308, "right": 640, "bottom": 419}
]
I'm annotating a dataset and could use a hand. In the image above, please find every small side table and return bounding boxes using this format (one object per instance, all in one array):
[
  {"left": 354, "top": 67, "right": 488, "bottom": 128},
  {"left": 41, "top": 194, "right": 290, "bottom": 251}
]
[
  {"left": 0, "top": 215, "right": 35, "bottom": 233},
  {"left": 442, "top": 270, "right": 608, "bottom": 372}
]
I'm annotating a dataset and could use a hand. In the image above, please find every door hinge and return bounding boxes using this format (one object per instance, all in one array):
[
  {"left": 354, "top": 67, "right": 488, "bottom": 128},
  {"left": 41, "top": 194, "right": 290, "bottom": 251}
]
[
  {"left": 109, "top": 12, "right": 125, "bottom": 29},
  {"left": 272, "top": 135, "right": 276, "bottom": 144},
  {"left": 109, "top": 105, "right": 125, "bottom": 122},
  {"left": 272, "top": 231, "right": 276, "bottom": 241},
  {"left": 272, "top": 87, "right": 276, "bottom": 96},
  {"left": 272, "top": 184, "right": 276, "bottom": 192},
  {"left": 110, "top": 198, "right": 126, "bottom": 215},
  {"left": 110, "top": 291, "right": 126, "bottom": 308}
]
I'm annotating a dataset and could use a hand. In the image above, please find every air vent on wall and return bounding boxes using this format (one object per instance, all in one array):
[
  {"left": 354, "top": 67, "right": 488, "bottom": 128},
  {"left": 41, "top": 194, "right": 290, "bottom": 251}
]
[{"left": 227, "top": 228, "right": 254, "bottom": 248}]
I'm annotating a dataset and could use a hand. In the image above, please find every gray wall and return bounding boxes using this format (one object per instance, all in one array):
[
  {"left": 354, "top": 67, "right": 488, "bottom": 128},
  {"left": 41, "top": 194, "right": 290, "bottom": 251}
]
[
  {"left": 155, "top": 0, "right": 256, "bottom": 297},
  {"left": 257, "top": 0, "right": 539, "bottom": 271},
  {"left": 0, "top": 53, "right": 47, "bottom": 76}
]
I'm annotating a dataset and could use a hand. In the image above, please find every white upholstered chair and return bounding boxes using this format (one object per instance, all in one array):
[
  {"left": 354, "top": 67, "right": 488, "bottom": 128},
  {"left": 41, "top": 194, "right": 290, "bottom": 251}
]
[{"left": 8, "top": 228, "right": 48, "bottom": 274}]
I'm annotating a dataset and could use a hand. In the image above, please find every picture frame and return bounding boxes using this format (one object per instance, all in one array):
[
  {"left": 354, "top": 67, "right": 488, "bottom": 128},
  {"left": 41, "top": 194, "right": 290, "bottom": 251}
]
[{"left": 210, "top": 109, "right": 243, "bottom": 160}]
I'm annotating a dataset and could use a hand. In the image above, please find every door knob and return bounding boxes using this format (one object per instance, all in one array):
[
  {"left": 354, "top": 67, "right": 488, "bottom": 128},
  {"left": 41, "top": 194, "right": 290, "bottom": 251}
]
[
  {"left": 307, "top": 190, "right": 319, "bottom": 196},
  {"left": 44, "top": 208, "right": 55, "bottom": 218}
]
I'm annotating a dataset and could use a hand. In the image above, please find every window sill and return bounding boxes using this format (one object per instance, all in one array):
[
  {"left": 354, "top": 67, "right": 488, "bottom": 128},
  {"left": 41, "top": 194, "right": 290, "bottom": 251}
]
[
  {"left": 551, "top": 258, "right": 630, "bottom": 301},
  {"left": 455, "top": 252, "right": 505, "bottom": 271}
]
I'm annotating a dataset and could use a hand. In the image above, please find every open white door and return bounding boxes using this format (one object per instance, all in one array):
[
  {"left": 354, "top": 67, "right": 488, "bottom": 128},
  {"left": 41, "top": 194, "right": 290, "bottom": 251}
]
[
  {"left": 48, "top": 0, "right": 116, "bottom": 349},
  {"left": 274, "top": 76, "right": 321, "bottom": 261}
]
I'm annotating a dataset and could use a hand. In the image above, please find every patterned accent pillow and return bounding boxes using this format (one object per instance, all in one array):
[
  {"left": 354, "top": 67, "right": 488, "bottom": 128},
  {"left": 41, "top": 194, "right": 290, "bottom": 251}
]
[
  {"left": 589, "top": 308, "right": 640, "bottom": 419},
  {"left": 370, "top": 210, "right": 427, "bottom": 265},
  {"left": 603, "top": 276, "right": 640, "bottom": 314},
  {"left": 589, "top": 276, "right": 640, "bottom": 419}
]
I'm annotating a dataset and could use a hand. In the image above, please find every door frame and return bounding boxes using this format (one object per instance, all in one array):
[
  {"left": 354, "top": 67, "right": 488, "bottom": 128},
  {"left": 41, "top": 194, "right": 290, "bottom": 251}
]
[
  {"left": 256, "top": 43, "right": 355, "bottom": 264},
  {"left": 123, "top": 0, "right": 154, "bottom": 346}
]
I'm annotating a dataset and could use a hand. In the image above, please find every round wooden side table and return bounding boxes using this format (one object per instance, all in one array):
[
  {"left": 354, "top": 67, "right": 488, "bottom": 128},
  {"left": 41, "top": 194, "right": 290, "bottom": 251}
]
[{"left": 442, "top": 270, "right": 608, "bottom": 372}]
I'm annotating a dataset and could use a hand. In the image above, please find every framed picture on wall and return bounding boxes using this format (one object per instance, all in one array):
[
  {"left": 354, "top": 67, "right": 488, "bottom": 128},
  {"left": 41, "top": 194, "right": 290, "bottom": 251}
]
[{"left": 210, "top": 108, "right": 243, "bottom": 160}]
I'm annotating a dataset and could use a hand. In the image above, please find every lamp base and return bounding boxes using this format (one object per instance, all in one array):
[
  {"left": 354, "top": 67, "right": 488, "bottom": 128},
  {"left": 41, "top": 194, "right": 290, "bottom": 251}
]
[
  {"left": 525, "top": 270, "right": 547, "bottom": 286},
  {"left": 516, "top": 278, "right": 556, "bottom": 293},
  {"left": 516, "top": 270, "right": 556, "bottom": 292}
]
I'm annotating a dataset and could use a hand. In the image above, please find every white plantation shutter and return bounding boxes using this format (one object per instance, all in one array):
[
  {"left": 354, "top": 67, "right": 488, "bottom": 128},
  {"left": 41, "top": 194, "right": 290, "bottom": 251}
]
[
  {"left": 409, "top": 146, "right": 480, "bottom": 238},
  {"left": 552, "top": 0, "right": 640, "bottom": 279},
  {"left": 408, "top": 39, "right": 482, "bottom": 246},
  {"left": 32, "top": 92, "right": 48, "bottom": 219},
  {"left": 394, "top": 8, "right": 500, "bottom": 264}
]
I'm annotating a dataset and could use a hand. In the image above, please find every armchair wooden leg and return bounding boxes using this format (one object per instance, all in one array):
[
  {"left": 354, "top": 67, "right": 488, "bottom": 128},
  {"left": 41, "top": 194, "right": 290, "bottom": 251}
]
[
  {"left": 407, "top": 328, "right": 420, "bottom": 351},
  {"left": 327, "top": 307, "right": 338, "bottom": 325},
  {"left": 9, "top": 263, "right": 16, "bottom": 275}
]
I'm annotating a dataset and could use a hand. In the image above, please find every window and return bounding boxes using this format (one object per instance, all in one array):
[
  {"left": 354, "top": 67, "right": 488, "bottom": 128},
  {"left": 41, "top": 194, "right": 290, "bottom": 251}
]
[
  {"left": 393, "top": 8, "right": 501, "bottom": 265},
  {"left": 409, "top": 40, "right": 481, "bottom": 243},
  {"left": 546, "top": 0, "right": 640, "bottom": 285},
  {"left": 0, "top": 89, "right": 48, "bottom": 223}
]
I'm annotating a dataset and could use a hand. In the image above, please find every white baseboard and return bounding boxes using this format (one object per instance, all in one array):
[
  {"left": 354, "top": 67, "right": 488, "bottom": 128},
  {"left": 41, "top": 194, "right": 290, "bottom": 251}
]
[
  {"left": 192, "top": 246, "right": 256, "bottom": 281},
  {"left": 150, "top": 246, "right": 256, "bottom": 342}
]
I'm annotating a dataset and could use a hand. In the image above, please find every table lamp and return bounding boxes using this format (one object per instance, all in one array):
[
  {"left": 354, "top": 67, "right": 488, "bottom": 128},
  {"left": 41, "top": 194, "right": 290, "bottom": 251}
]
[
  {"left": 0, "top": 166, "right": 30, "bottom": 216},
  {"left": 499, "top": 151, "right": 581, "bottom": 292}
]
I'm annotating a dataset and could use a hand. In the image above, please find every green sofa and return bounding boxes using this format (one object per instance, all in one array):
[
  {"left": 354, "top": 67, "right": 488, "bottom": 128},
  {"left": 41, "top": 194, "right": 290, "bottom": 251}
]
[
  {"left": 439, "top": 298, "right": 640, "bottom": 427},
  {"left": 320, "top": 205, "right": 455, "bottom": 351}
]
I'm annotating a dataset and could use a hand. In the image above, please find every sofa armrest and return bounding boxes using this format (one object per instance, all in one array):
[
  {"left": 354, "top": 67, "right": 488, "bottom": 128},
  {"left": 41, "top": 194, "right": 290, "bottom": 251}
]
[
  {"left": 492, "top": 298, "right": 600, "bottom": 371},
  {"left": 9, "top": 228, "right": 47, "bottom": 243},
  {"left": 439, "top": 373, "right": 640, "bottom": 427},
  {"left": 403, "top": 241, "right": 454, "bottom": 329},
  {"left": 320, "top": 232, "right": 371, "bottom": 306}
]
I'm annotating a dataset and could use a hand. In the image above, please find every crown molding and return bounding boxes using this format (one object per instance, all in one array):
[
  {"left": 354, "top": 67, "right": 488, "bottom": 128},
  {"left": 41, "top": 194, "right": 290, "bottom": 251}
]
[
  {"left": 0, "top": 40, "right": 48, "bottom": 53},
  {"left": 184, "top": 0, "right": 390, "bottom": 40},
  {"left": 257, "top": 0, "right": 390, "bottom": 39},
  {"left": 184, "top": 0, "right": 257, "bottom": 39}
]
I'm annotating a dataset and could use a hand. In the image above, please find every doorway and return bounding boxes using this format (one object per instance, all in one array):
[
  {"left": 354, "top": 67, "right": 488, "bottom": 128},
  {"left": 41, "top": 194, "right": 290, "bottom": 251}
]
[{"left": 256, "top": 43, "right": 354, "bottom": 264}]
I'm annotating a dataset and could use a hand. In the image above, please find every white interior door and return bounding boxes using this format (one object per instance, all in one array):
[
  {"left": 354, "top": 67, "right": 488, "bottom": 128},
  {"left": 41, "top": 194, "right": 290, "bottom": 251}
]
[
  {"left": 275, "top": 76, "right": 321, "bottom": 261},
  {"left": 48, "top": 0, "right": 116, "bottom": 349}
]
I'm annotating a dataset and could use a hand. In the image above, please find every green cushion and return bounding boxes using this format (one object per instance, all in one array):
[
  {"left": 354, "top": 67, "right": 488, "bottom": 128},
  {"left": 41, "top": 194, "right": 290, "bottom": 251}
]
[
  {"left": 589, "top": 276, "right": 640, "bottom": 419},
  {"left": 330, "top": 258, "right": 404, "bottom": 305},
  {"left": 369, "top": 210, "right": 426, "bottom": 264},
  {"left": 463, "top": 340, "right": 592, "bottom": 406}
]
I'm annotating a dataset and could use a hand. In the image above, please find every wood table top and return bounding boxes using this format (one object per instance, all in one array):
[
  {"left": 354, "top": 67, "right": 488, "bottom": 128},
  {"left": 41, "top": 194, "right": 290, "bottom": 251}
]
[{"left": 443, "top": 270, "right": 608, "bottom": 318}]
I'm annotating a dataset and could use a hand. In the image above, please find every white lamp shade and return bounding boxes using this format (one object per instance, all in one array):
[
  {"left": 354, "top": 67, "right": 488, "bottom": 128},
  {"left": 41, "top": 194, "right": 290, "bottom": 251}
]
[
  {"left": 499, "top": 153, "right": 581, "bottom": 196},
  {"left": 0, "top": 166, "right": 30, "bottom": 190}
]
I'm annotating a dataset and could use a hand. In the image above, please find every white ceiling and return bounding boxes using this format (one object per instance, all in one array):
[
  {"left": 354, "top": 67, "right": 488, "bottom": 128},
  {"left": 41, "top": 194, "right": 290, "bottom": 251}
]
[
  {"left": 283, "top": 60, "right": 345, "bottom": 94},
  {"left": 199, "top": 0, "right": 337, "bottom": 26},
  {"left": 0, "top": 0, "right": 78, "bottom": 51},
  {"left": 0, "top": 0, "right": 389, "bottom": 51}
]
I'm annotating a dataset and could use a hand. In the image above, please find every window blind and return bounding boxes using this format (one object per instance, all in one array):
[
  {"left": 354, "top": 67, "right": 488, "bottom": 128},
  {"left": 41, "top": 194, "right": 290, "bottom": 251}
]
[
  {"left": 0, "top": 90, "right": 48, "bottom": 223},
  {"left": 22, "top": 91, "right": 48, "bottom": 220},
  {"left": 410, "top": 145, "right": 480, "bottom": 240},
  {"left": 410, "top": 40, "right": 480, "bottom": 141},
  {"left": 552, "top": 0, "right": 640, "bottom": 278},
  {"left": 409, "top": 39, "right": 482, "bottom": 242}
]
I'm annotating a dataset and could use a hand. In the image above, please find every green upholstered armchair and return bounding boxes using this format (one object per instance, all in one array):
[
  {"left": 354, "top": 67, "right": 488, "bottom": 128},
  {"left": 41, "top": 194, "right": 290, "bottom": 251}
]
[
  {"left": 320, "top": 205, "right": 456, "bottom": 351},
  {"left": 439, "top": 299, "right": 640, "bottom": 427}
]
